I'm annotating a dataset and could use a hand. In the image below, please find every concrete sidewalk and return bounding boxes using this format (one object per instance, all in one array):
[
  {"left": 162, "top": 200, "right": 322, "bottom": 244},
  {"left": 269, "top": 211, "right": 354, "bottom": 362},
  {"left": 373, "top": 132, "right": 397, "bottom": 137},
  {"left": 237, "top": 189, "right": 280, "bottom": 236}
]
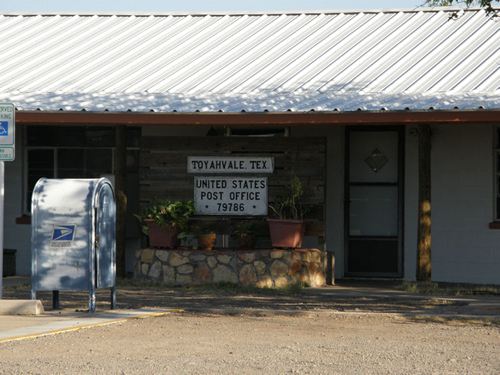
[
  {"left": 0, "top": 275, "right": 177, "bottom": 343},
  {"left": 0, "top": 308, "right": 176, "bottom": 343}
]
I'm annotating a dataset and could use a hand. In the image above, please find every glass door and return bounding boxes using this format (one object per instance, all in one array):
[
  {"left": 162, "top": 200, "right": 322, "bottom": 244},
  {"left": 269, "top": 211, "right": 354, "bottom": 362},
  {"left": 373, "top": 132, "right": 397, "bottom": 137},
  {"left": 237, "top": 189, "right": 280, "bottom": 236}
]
[{"left": 345, "top": 128, "right": 403, "bottom": 277}]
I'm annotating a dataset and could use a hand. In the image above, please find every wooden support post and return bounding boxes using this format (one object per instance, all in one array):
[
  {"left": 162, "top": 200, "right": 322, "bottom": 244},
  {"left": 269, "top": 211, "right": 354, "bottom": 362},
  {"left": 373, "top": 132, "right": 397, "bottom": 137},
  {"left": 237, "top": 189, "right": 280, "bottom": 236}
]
[
  {"left": 417, "top": 125, "right": 432, "bottom": 282},
  {"left": 325, "top": 251, "right": 335, "bottom": 286},
  {"left": 115, "top": 126, "right": 127, "bottom": 278},
  {"left": 318, "top": 233, "right": 334, "bottom": 286}
]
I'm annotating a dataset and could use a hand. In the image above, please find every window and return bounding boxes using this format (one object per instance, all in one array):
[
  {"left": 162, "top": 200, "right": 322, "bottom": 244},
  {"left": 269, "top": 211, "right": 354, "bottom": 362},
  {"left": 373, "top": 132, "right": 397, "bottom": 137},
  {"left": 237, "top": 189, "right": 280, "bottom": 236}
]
[
  {"left": 25, "top": 126, "right": 140, "bottom": 212},
  {"left": 26, "top": 148, "right": 113, "bottom": 212},
  {"left": 26, "top": 149, "right": 55, "bottom": 210}
]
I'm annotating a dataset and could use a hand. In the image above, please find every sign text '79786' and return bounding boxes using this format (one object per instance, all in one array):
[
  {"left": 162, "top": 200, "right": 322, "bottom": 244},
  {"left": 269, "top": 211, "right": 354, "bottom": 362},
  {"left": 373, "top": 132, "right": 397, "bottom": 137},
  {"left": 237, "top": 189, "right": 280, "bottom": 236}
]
[{"left": 194, "top": 176, "right": 267, "bottom": 216}]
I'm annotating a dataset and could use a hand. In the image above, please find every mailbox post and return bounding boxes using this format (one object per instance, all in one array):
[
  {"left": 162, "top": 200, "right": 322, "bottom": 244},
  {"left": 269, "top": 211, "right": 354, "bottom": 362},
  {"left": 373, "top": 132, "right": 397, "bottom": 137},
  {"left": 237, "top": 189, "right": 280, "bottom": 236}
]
[
  {"left": 0, "top": 103, "right": 15, "bottom": 299},
  {"left": 31, "top": 178, "right": 116, "bottom": 312}
]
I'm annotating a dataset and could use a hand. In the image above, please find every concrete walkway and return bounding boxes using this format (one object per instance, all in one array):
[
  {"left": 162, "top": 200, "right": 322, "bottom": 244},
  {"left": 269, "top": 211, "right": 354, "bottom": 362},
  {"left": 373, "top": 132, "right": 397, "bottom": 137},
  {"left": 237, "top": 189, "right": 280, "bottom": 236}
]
[
  {"left": 0, "top": 276, "right": 176, "bottom": 343},
  {"left": 0, "top": 308, "right": 175, "bottom": 343}
]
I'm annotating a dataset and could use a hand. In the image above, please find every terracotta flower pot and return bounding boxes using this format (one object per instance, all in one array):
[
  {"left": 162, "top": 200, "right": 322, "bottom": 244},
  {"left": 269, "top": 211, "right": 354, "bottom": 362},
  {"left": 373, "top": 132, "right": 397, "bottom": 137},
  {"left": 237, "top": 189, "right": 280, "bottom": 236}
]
[
  {"left": 197, "top": 232, "right": 217, "bottom": 251},
  {"left": 145, "top": 220, "right": 179, "bottom": 249},
  {"left": 267, "top": 219, "right": 305, "bottom": 249}
]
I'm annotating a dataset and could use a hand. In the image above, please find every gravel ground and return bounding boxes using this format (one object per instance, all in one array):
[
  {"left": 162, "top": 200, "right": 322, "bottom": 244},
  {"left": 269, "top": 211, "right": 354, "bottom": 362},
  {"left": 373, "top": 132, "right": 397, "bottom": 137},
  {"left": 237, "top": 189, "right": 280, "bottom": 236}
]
[
  {"left": 0, "top": 311, "right": 499, "bottom": 374},
  {"left": 2, "top": 281, "right": 499, "bottom": 374}
]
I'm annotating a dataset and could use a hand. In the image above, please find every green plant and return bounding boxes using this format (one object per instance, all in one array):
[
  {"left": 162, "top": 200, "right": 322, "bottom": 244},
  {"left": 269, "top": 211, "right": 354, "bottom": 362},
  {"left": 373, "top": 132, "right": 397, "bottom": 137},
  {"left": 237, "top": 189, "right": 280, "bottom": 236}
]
[
  {"left": 233, "top": 221, "right": 259, "bottom": 237},
  {"left": 233, "top": 220, "right": 268, "bottom": 238},
  {"left": 189, "top": 220, "right": 221, "bottom": 236},
  {"left": 269, "top": 175, "right": 305, "bottom": 220},
  {"left": 136, "top": 200, "right": 194, "bottom": 234},
  {"left": 232, "top": 221, "right": 260, "bottom": 249}
]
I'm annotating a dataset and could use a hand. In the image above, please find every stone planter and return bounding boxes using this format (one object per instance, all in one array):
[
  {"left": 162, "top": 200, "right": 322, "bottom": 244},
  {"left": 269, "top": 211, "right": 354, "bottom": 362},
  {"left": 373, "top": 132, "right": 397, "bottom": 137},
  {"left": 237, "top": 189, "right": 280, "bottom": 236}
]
[
  {"left": 267, "top": 219, "right": 305, "bottom": 249},
  {"left": 145, "top": 220, "right": 179, "bottom": 249},
  {"left": 135, "top": 248, "right": 326, "bottom": 287}
]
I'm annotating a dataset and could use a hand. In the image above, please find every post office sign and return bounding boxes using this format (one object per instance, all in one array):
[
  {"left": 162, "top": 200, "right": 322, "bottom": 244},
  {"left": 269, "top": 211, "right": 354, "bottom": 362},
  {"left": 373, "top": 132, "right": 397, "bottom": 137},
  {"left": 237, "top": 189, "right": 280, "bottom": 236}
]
[
  {"left": 194, "top": 176, "right": 267, "bottom": 216},
  {"left": 188, "top": 156, "right": 273, "bottom": 174}
]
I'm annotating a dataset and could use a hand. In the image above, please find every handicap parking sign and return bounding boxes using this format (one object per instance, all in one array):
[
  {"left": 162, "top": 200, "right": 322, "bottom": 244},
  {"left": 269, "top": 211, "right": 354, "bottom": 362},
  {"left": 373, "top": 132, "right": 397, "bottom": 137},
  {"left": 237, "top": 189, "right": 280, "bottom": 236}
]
[
  {"left": 0, "top": 121, "right": 7, "bottom": 136},
  {"left": 0, "top": 103, "right": 14, "bottom": 161}
]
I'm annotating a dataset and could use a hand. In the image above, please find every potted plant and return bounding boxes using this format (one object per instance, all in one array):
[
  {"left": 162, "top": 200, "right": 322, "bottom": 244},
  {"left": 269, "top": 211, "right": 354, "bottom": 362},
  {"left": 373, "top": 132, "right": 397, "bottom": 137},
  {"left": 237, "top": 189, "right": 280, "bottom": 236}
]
[
  {"left": 268, "top": 175, "right": 306, "bottom": 248},
  {"left": 136, "top": 200, "right": 194, "bottom": 249},
  {"left": 191, "top": 224, "right": 217, "bottom": 251},
  {"left": 233, "top": 221, "right": 258, "bottom": 250}
]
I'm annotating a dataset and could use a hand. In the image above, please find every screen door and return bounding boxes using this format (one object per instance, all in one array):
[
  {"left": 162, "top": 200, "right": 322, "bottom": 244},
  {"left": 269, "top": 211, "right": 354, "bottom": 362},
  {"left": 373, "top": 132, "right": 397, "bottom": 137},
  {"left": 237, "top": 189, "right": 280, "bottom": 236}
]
[{"left": 345, "top": 128, "right": 403, "bottom": 277}]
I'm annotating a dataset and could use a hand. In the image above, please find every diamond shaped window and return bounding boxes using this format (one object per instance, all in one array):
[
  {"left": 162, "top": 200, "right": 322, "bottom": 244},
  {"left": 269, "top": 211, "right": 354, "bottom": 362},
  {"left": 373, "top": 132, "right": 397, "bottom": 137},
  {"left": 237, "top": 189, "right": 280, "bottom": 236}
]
[{"left": 364, "top": 148, "right": 388, "bottom": 173}]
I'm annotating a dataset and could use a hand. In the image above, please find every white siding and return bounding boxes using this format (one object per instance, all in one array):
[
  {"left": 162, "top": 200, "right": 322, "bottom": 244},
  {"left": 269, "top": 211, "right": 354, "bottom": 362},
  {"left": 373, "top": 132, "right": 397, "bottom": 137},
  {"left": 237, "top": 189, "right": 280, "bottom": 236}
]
[
  {"left": 4, "top": 126, "right": 31, "bottom": 275},
  {"left": 431, "top": 124, "right": 500, "bottom": 284}
]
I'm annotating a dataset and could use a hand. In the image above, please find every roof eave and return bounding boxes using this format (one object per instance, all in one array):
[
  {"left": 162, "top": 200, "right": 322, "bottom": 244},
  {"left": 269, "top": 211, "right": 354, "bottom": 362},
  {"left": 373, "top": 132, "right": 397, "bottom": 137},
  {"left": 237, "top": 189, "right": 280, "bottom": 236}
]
[
  {"left": 0, "top": 7, "right": 491, "bottom": 17},
  {"left": 15, "top": 110, "right": 500, "bottom": 126}
]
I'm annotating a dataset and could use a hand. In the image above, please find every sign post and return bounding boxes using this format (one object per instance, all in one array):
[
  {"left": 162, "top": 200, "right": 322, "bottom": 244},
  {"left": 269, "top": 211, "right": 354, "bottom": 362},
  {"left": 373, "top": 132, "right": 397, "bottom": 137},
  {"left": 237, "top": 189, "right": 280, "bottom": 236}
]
[
  {"left": 0, "top": 161, "right": 4, "bottom": 298},
  {"left": 0, "top": 103, "right": 15, "bottom": 299}
]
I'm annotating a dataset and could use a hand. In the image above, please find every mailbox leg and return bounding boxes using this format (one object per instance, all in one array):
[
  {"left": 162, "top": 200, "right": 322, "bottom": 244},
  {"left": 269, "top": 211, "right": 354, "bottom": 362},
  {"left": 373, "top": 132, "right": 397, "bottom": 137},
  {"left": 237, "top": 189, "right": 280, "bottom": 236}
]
[
  {"left": 110, "top": 287, "right": 116, "bottom": 310},
  {"left": 89, "top": 289, "right": 96, "bottom": 313},
  {"left": 52, "top": 290, "right": 60, "bottom": 310}
]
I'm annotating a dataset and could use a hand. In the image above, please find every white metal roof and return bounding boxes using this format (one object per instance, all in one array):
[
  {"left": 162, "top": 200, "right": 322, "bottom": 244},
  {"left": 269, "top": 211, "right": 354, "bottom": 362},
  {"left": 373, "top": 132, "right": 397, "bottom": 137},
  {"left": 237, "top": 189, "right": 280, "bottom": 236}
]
[{"left": 0, "top": 8, "right": 498, "bottom": 113}]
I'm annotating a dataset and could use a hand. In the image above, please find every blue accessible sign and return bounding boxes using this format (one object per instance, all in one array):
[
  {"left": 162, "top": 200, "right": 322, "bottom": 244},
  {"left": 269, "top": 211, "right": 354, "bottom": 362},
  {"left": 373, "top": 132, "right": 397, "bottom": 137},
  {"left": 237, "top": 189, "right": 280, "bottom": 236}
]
[
  {"left": 0, "top": 103, "right": 15, "bottom": 161},
  {"left": 0, "top": 121, "right": 8, "bottom": 136}
]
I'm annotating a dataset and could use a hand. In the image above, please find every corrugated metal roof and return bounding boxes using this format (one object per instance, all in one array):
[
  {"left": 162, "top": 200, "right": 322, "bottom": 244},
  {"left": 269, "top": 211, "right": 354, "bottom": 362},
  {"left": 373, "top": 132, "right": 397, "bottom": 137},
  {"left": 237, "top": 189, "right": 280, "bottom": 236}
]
[{"left": 0, "top": 8, "right": 498, "bottom": 112}]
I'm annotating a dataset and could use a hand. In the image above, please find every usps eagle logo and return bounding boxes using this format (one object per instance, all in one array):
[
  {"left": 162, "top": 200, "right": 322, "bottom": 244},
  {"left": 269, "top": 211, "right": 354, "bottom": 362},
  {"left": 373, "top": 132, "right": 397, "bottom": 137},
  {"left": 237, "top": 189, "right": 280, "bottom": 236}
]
[{"left": 52, "top": 225, "right": 76, "bottom": 241}]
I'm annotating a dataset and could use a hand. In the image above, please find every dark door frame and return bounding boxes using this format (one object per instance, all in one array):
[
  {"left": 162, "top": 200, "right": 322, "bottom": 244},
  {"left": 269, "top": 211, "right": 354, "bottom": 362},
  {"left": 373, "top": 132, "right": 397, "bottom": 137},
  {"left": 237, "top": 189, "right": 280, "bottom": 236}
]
[{"left": 344, "top": 126, "right": 405, "bottom": 278}]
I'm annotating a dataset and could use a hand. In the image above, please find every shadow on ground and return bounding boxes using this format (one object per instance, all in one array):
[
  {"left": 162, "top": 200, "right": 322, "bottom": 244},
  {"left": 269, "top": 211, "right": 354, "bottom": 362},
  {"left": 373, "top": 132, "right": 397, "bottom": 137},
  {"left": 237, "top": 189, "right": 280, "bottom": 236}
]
[{"left": 4, "top": 279, "right": 500, "bottom": 325}]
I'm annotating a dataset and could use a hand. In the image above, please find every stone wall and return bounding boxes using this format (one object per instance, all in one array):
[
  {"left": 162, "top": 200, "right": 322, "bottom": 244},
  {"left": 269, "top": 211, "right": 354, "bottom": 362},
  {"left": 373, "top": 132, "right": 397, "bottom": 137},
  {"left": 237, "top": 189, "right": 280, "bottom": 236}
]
[{"left": 135, "top": 249, "right": 326, "bottom": 288}]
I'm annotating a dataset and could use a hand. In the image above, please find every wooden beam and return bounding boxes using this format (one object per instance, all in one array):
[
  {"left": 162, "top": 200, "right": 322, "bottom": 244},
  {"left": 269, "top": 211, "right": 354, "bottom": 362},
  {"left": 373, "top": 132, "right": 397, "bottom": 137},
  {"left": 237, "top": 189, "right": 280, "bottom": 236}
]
[
  {"left": 15, "top": 110, "right": 500, "bottom": 126},
  {"left": 417, "top": 124, "right": 432, "bottom": 282},
  {"left": 114, "top": 126, "right": 127, "bottom": 278}
]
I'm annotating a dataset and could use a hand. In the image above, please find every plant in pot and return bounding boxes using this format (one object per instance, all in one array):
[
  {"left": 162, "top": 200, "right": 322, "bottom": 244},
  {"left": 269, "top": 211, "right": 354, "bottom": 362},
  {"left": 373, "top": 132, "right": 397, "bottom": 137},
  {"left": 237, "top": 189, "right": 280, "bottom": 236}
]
[
  {"left": 233, "top": 221, "right": 259, "bottom": 250},
  {"left": 192, "top": 224, "right": 217, "bottom": 251},
  {"left": 136, "top": 200, "right": 194, "bottom": 249},
  {"left": 268, "top": 175, "right": 306, "bottom": 249}
]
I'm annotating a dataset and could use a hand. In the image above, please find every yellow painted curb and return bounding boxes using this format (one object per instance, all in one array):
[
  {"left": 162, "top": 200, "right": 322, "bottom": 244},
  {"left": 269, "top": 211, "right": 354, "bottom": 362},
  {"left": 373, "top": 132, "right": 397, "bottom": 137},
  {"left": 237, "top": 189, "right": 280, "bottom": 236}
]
[{"left": 0, "top": 309, "right": 184, "bottom": 344}]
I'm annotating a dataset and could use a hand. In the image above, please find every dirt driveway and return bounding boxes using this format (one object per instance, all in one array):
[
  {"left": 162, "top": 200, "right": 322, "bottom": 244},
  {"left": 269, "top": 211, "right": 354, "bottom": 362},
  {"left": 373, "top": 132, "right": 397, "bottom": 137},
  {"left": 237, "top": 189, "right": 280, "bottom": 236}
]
[
  {"left": 1, "top": 281, "right": 499, "bottom": 374},
  {"left": 0, "top": 311, "right": 499, "bottom": 374}
]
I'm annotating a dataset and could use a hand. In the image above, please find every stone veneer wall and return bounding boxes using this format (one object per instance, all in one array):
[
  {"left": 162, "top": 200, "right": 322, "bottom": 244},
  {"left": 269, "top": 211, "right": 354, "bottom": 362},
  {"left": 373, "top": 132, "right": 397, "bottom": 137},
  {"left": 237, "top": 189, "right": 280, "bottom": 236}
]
[{"left": 135, "top": 249, "right": 326, "bottom": 288}]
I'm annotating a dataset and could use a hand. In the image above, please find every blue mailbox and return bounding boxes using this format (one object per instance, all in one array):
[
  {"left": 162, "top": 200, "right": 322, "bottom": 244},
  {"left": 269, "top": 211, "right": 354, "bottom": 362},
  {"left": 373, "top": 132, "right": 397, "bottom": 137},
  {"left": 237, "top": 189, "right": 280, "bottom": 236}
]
[{"left": 31, "top": 178, "right": 116, "bottom": 312}]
